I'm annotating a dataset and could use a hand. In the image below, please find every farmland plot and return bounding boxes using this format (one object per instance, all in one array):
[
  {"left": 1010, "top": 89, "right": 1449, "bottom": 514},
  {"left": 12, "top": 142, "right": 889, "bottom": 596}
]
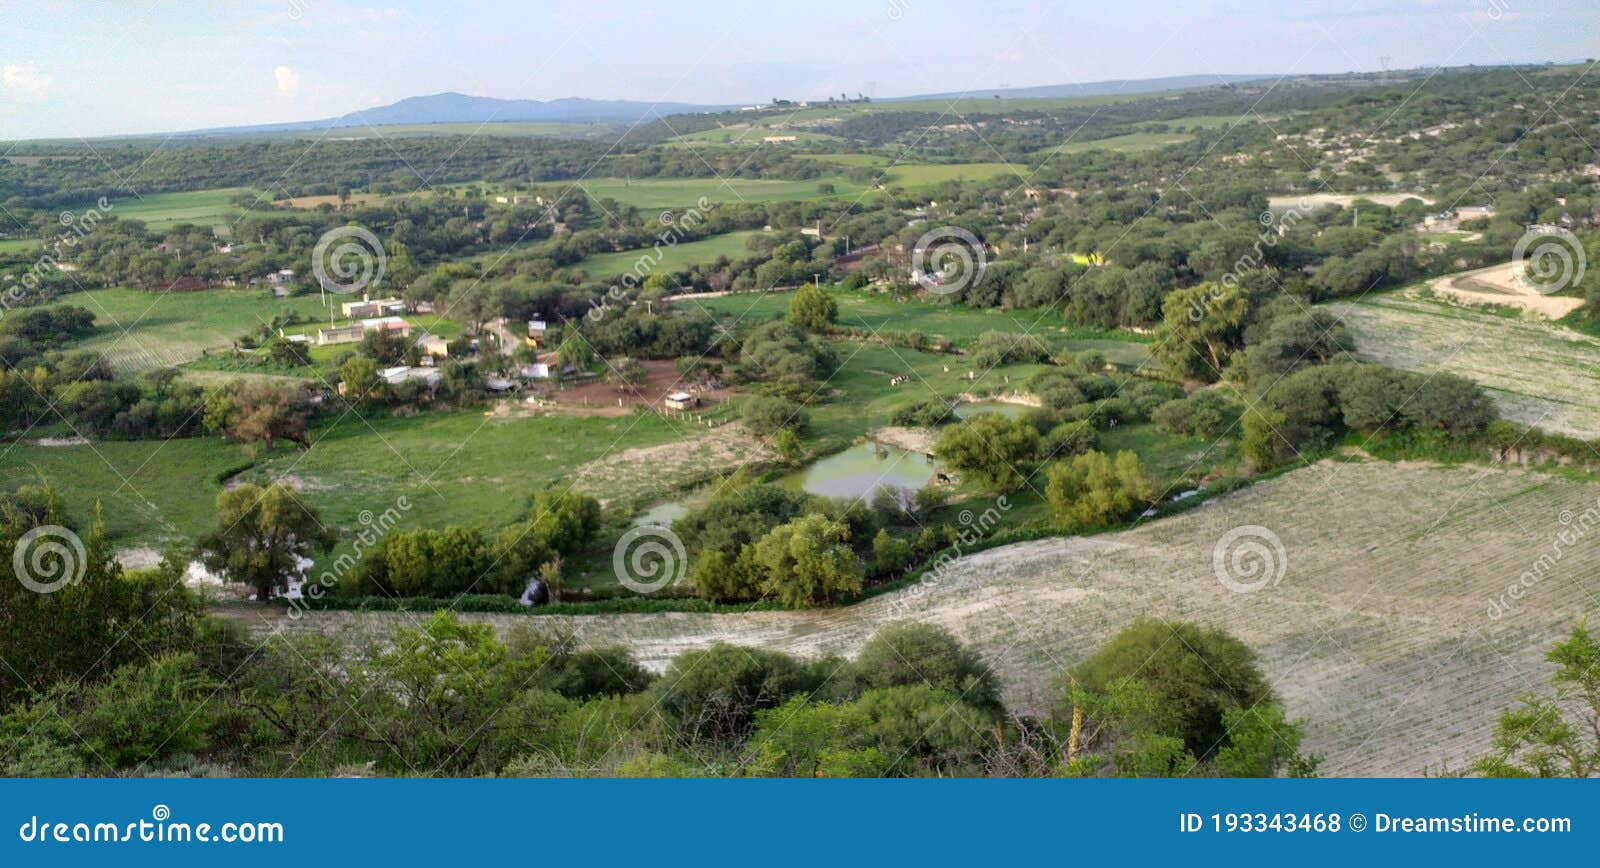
[
  {"left": 282, "top": 460, "right": 1600, "bottom": 776},
  {"left": 1331, "top": 289, "right": 1600, "bottom": 438}
]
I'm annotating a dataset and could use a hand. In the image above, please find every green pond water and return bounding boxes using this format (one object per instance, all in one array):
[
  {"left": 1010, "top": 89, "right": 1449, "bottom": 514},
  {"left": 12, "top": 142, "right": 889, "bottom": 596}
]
[
  {"left": 778, "top": 442, "right": 938, "bottom": 502},
  {"left": 632, "top": 443, "right": 941, "bottom": 525}
]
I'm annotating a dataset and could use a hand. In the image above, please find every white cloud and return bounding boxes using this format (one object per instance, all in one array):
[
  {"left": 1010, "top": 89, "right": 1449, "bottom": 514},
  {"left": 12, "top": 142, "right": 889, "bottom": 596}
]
[
  {"left": 2, "top": 63, "right": 51, "bottom": 99},
  {"left": 274, "top": 65, "right": 302, "bottom": 99}
]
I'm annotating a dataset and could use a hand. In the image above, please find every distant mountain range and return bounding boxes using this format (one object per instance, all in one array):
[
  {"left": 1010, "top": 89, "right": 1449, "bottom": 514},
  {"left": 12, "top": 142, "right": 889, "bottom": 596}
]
[
  {"left": 884, "top": 73, "right": 1272, "bottom": 102},
  {"left": 177, "top": 74, "right": 1276, "bottom": 137},
  {"left": 185, "top": 93, "right": 735, "bottom": 136}
]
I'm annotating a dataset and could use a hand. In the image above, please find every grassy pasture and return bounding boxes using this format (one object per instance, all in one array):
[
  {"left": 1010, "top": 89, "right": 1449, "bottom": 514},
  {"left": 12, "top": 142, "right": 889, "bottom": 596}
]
[
  {"left": 41, "top": 287, "right": 337, "bottom": 372},
  {"left": 101, "top": 187, "right": 255, "bottom": 228},
  {"left": 575, "top": 176, "right": 867, "bottom": 208},
  {"left": 578, "top": 229, "right": 762, "bottom": 277},
  {"left": 0, "top": 405, "right": 719, "bottom": 554},
  {"left": 685, "top": 288, "right": 1151, "bottom": 365},
  {"left": 0, "top": 238, "right": 40, "bottom": 254}
]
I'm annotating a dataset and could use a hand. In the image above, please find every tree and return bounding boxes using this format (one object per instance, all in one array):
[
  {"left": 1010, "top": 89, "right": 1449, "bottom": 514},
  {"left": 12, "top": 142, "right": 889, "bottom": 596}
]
[
  {"left": 854, "top": 622, "right": 1000, "bottom": 710},
  {"left": 1062, "top": 620, "right": 1275, "bottom": 761},
  {"left": 752, "top": 513, "right": 864, "bottom": 607},
  {"left": 1043, "top": 450, "right": 1154, "bottom": 528},
  {"left": 198, "top": 483, "right": 337, "bottom": 601},
  {"left": 1151, "top": 283, "right": 1250, "bottom": 382},
  {"left": 788, "top": 284, "right": 837, "bottom": 331},
  {"left": 935, "top": 414, "right": 1042, "bottom": 492},
  {"left": 203, "top": 381, "right": 312, "bottom": 451},
  {"left": 1473, "top": 623, "right": 1600, "bottom": 777},
  {"left": 340, "top": 354, "right": 383, "bottom": 404}
]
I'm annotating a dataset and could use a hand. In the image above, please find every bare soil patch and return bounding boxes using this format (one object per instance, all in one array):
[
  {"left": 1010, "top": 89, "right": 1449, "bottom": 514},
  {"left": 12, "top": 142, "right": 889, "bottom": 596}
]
[{"left": 1428, "top": 261, "right": 1584, "bottom": 318}]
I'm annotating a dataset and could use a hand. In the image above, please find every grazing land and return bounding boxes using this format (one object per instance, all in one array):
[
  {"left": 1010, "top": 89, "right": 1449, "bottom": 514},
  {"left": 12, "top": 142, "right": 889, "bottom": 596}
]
[
  {"left": 39, "top": 287, "right": 336, "bottom": 372},
  {"left": 102, "top": 187, "right": 255, "bottom": 228},
  {"left": 287, "top": 460, "right": 1600, "bottom": 776},
  {"left": 578, "top": 229, "right": 763, "bottom": 276},
  {"left": 1331, "top": 288, "right": 1600, "bottom": 438},
  {"left": 575, "top": 175, "right": 867, "bottom": 208}
]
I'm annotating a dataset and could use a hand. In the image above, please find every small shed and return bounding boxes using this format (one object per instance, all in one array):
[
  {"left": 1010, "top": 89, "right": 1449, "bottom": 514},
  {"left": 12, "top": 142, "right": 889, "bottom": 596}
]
[{"left": 664, "top": 391, "right": 698, "bottom": 410}]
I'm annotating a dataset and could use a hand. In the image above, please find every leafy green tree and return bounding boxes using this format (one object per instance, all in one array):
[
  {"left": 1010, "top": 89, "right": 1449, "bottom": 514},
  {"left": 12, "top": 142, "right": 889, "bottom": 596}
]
[
  {"left": 1473, "top": 623, "right": 1600, "bottom": 777},
  {"left": 788, "top": 284, "right": 837, "bottom": 331},
  {"left": 752, "top": 513, "right": 864, "bottom": 607},
  {"left": 198, "top": 483, "right": 337, "bottom": 601},
  {"left": 651, "top": 643, "right": 819, "bottom": 742},
  {"left": 203, "top": 380, "right": 312, "bottom": 451},
  {"left": 1062, "top": 620, "right": 1276, "bottom": 761},
  {"left": 1043, "top": 450, "right": 1154, "bottom": 528},
  {"left": 340, "top": 354, "right": 383, "bottom": 404},
  {"left": 935, "top": 414, "right": 1042, "bottom": 492},
  {"left": 742, "top": 395, "right": 808, "bottom": 436},
  {"left": 854, "top": 622, "right": 1000, "bottom": 710},
  {"left": 1151, "top": 283, "right": 1249, "bottom": 382}
]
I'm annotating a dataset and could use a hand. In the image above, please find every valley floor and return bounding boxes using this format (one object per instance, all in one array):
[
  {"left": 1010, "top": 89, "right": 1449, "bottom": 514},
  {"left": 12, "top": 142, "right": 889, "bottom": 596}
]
[{"left": 277, "top": 459, "right": 1600, "bottom": 776}]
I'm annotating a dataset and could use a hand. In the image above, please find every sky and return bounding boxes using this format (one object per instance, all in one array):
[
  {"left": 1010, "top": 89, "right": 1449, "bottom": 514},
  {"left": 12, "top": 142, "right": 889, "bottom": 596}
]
[{"left": 1, "top": 0, "right": 1595, "bottom": 139}]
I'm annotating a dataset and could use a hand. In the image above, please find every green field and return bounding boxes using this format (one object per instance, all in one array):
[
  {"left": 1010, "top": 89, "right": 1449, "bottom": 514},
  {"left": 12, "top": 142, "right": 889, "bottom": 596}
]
[
  {"left": 575, "top": 176, "right": 868, "bottom": 208},
  {"left": 0, "top": 406, "right": 702, "bottom": 552},
  {"left": 0, "top": 238, "right": 40, "bottom": 254},
  {"left": 42, "top": 287, "right": 337, "bottom": 372},
  {"left": 882, "top": 162, "right": 1026, "bottom": 187},
  {"left": 1029, "top": 130, "right": 1194, "bottom": 158},
  {"left": 665, "top": 127, "right": 843, "bottom": 147},
  {"left": 578, "top": 230, "right": 763, "bottom": 277},
  {"left": 686, "top": 287, "right": 1152, "bottom": 366},
  {"left": 101, "top": 187, "right": 255, "bottom": 228}
]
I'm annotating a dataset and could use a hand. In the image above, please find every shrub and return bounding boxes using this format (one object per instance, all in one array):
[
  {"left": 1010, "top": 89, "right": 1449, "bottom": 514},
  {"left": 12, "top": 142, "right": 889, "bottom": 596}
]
[
  {"left": 1153, "top": 390, "right": 1242, "bottom": 439},
  {"left": 1044, "top": 450, "right": 1154, "bottom": 528},
  {"left": 891, "top": 397, "right": 958, "bottom": 427},
  {"left": 742, "top": 395, "right": 809, "bottom": 435}
]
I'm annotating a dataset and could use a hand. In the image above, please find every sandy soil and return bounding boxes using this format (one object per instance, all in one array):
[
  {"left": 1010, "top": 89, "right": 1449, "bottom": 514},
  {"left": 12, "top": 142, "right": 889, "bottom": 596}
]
[
  {"left": 277, "top": 460, "right": 1600, "bottom": 776},
  {"left": 1269, "top": 192, "right": 1432, "bottom": 211},
  {"left": 871, "top": 426, "right": 936, "bottom": 453},
  {"left": 1428, "top": 261, "right": 1584, "bottom": 318}
]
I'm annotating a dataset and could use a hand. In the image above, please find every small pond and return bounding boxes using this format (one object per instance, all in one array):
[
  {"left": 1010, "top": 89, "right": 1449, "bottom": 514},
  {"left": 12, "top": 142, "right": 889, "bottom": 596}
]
[{"left": 778, "top": 442, "right": 938, "bottom": 502}]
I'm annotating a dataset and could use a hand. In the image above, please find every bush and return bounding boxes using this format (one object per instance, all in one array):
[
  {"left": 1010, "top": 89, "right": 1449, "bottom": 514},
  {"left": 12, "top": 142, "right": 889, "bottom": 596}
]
[
  {"left": 742, "top": 395, "right": 809, "bottom": 435},
  {"left": 1043, "top": 420, "right": 1098, "bottom": 459},
  {"left": 854, "top": 622, "right": 1000, "bottom": 710},
  {"left": 1044, "top": 450, "right": 1154, "bottom": 528},
  {"left": 1153, "top": 390, "right": 1242, "bottom": 439},
  {"left": 891, "top": 397, "right": 957, "bottom": 427},
  {"left": 652, "top": 643, "right": 819, "bottom": 742}
]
